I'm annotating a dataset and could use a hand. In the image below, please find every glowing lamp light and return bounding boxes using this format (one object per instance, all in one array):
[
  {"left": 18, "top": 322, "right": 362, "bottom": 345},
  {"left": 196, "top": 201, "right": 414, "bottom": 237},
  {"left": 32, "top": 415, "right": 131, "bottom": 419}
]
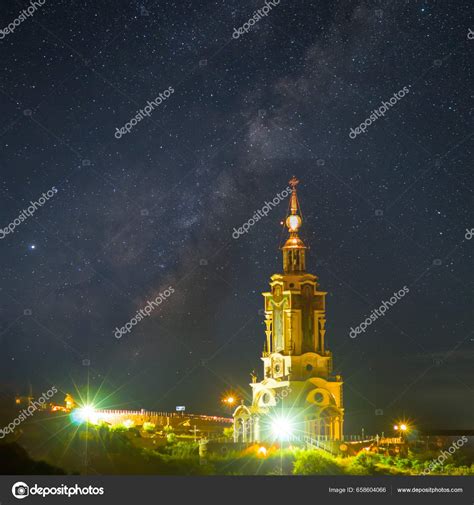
[
  {"left": 286, "top": 215, "right": 301, "bottom": 232},
  {"left": 80, "top": 405, "right": 95, "bottom": 421},
  {"left": 71, "top": 404, "right": 98, "bottom": 425},
  {"left": 394, "top": 422, "right": 409, "bottom": 433},
  {"left": 222, "top": 394, "right": 237, "bottom": 407},
  {"left": 257, "top": 446, "right": 267, "bottom": 457},
  {"left": 123, "top": 419, "right": 134, "bottom": 428},
  {"left": 271, "top": 417, "right": 294, "bottom": 441}
]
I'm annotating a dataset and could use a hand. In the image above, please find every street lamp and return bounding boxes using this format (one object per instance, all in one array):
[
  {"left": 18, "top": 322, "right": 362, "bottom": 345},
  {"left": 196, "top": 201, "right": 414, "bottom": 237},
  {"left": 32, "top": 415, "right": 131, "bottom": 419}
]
[
  {"left": 271, "top": 416, "right": 294, "bottom": 441},
  {"left": 394, "top": 421, "right": 409, "bottom": 442},
  {"left": 71, "top": 404, "right": 98, "bottom": 425},
  {"left": 257, "top": 446, "right": 268, "bottom": 457},
  {"left": 394, "top": 422, "right": 409, "bottom": 432},
  {"left": 222, "top": 393, "right": 238, "bottom": 408}
]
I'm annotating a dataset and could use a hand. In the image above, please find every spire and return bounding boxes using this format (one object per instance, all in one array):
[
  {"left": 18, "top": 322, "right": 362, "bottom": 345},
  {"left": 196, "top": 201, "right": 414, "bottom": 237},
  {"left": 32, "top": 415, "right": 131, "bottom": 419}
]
[{"left": 282, "top": 177, "right": 307, "bottom": 274}]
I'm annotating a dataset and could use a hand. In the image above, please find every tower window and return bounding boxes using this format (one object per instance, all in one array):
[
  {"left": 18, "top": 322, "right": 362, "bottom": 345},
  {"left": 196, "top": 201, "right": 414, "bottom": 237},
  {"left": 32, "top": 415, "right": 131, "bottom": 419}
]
[
  {"left": 306, "top": 364, "right": 313, "bottom": 372},
  {"left": 314, "top": 392, "right": 324, "bottom": 403}
]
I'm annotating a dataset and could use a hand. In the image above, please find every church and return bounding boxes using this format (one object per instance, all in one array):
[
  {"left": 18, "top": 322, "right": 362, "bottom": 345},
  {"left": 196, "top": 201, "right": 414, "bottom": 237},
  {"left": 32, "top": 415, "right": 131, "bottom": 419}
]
[{"left": 233, "top": 178, "right": 344, "bottom": 443}]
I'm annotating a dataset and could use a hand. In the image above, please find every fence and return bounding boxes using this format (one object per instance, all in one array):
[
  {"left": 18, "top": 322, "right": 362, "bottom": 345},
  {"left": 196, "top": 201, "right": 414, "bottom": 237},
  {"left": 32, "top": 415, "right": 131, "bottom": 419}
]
[{"left": 91, "top": 409, "right": 232, "bottom": 427}]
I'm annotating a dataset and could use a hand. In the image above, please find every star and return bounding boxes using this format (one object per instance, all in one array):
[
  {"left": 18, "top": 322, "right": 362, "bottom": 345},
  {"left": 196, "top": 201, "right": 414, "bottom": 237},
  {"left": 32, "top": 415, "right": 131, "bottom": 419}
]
[{"left": 0, "top": 0, "right": 470, "bottom": 436}]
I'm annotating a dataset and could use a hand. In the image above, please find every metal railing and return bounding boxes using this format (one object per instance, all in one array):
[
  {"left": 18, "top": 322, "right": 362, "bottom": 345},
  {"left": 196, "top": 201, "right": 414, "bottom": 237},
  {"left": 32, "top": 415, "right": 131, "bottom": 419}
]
[{"left": 304, "top": 435, "right": 338, "bottom": 455}]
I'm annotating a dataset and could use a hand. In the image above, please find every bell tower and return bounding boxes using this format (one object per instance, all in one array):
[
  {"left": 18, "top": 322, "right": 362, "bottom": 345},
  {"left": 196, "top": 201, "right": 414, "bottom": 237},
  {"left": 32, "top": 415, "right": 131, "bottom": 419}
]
[
  {"left": 233, "top": 177, "right": 344, "bottom": 443},
  {"left": 263, "top": 176, "right": 330, "bottom": 374}
]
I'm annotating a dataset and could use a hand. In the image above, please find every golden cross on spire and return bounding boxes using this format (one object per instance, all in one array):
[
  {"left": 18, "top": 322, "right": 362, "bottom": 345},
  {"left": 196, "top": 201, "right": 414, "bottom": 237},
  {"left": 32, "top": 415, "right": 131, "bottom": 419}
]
[
  {"left": 288, "top": 176, "right": 300, "bottom": 216},
  {"left": 289, "top": 176, "right": 299, "bottom": 189}
]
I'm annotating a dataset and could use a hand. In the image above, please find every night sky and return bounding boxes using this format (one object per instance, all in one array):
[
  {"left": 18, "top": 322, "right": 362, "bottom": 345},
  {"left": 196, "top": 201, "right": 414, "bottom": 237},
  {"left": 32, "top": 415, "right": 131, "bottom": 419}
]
[{"left": 0, "top": 0, "right": 472, "bottom": 435}]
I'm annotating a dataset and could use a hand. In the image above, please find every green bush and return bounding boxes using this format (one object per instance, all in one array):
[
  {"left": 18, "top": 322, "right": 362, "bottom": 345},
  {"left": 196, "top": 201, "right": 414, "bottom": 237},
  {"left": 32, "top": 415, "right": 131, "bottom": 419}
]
[
  {"left": 345, "top": 452, "right": 390, "bottom": 475},
  {"left": 293, "top": 449, "right": 343, "bottom": 475},
  {"left": 161, "top": 441, "right": 198, "bottom": 458},
  {"left": 442, "top": 464, "right": 473, "bottom": 476},
  {"left": 223, "top": 427, "right": 234, "bottom": 439}
]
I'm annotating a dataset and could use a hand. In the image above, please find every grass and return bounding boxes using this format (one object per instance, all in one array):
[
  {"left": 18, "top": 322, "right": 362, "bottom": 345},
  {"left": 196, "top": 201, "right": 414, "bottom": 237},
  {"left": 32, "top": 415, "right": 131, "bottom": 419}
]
[{"left": 6, "top": 418, "right": 473, "bottom": 476}]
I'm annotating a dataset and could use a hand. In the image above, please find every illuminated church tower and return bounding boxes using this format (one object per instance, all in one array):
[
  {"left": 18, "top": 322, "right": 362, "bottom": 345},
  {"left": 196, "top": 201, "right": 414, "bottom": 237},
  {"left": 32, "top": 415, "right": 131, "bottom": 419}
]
[{"left": 233, "top": 177, "right": 344, "bottom": 442}]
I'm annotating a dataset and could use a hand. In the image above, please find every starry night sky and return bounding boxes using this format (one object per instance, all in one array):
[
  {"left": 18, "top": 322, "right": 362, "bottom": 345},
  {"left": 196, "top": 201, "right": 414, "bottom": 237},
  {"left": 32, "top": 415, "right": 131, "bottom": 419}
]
[{"left": 0, "top": 0, "right": 472, "bottom": 434}]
